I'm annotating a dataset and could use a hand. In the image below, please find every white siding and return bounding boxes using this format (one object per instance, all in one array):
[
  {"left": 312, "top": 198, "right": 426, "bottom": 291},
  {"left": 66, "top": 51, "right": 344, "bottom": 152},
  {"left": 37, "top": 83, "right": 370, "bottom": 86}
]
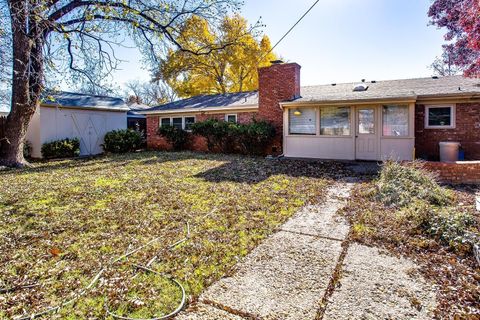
[
  {"left": 28, "top": 106, "right": 127, "bottom": 158},
  {"left": 283, "top": 104, "right": 414, "bottom": 161}
]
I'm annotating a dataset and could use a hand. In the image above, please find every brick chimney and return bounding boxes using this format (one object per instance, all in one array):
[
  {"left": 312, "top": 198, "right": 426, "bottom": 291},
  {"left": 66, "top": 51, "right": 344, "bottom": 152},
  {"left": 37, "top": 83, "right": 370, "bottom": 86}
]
[{"left": 258, "top": 62, "right": 301, "bottom": 153}]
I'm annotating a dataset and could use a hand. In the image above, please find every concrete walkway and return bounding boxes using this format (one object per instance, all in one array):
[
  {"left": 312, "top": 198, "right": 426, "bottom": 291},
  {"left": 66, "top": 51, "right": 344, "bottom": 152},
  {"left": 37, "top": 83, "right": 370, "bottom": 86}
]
[{"left": 176, "top": 182, "right": 438, "bottom": 320}]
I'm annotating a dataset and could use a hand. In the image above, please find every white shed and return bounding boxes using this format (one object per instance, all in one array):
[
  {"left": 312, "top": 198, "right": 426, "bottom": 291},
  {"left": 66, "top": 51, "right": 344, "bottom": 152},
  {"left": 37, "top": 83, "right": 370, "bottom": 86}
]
[{"left": 26, "top": 91, "right": 128, "bottom": 158}]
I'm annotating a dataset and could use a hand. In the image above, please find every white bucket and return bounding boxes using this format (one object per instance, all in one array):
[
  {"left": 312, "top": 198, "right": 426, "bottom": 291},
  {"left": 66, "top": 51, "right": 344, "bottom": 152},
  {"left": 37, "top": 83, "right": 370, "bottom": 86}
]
[{"left": 439, "top": 142, "right": 460, "bottom": 163}]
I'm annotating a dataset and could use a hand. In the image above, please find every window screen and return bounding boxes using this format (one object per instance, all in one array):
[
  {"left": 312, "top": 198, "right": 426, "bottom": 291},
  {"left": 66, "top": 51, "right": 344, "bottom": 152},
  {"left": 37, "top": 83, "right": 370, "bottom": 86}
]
[
  {"left": 289, "top": 108, "right": 316, "bottom": 135},
  {"left": 427, "top": 107, "right": 452, "bottom": 127},
  {"left": 184, "top": 117, "right": 195, "bottom": 130},
  {"left": 320, "top": 107, "right": 350, "bottom": 136},
  {"left": 383, "top": 105, "right": 408, "bottom": 136},
  {"left": 161, "top": 118, "right": 171, "bottom": 126},
  {"left": 172, "top": 117, "right": 183, "bottom": 129},
  {"left": 226, "top": 114, "right": 237, "bottom": 123}
]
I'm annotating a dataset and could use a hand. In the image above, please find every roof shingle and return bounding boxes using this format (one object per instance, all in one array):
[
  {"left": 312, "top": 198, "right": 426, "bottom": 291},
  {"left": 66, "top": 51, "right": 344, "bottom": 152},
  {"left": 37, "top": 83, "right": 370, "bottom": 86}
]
[
  {"left": 143, "top": 75, "right": 480, "bottom": 112},
  {"left": 42, "top": 91, "right": 128, "bottom": 111}
]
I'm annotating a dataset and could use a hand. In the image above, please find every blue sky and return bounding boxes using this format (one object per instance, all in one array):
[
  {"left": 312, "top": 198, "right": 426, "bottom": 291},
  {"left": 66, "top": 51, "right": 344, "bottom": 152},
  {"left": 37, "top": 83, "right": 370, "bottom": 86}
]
[{"left": 97, "top": 0, "right": 447, "bottom": 90}]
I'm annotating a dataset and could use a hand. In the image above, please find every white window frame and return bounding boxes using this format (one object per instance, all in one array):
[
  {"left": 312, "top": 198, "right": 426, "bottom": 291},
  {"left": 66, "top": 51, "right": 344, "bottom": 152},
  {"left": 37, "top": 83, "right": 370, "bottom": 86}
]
[
  {"left": 319, "top": 106, "right": 352, "bottom": 137},
  {"left": 159, "top": 116, "right": 196, "bottom": 131},
  {"left": 425, "top": 105, "right": 456, "bottom": 129},
  {"left": 288, "top": 107, "right": 318, "bottom": 136},
  {"left": 381, "top": 104, "right": 410, "bottom": 137},
  {"left": 225, "top": 114, "right": 238, "bottom": 123},
  {"left": 184, "top": 116, "right": 196, "bottom": 131}
]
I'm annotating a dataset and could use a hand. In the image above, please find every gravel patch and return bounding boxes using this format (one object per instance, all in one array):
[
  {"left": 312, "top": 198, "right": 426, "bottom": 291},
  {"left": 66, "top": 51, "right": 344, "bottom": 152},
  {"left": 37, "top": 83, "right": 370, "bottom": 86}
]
[
  {"left": 281, "top": 183, "right": 352, "bottom": 239},
  {"left": 201, "top": 231, "right": 343, "bottom": 320},
  {"left": 323, "top": 243, "right": 438, "bottom": 320},
  {"left": 175, "top": 303, "right": 244, "bottom": 320}
]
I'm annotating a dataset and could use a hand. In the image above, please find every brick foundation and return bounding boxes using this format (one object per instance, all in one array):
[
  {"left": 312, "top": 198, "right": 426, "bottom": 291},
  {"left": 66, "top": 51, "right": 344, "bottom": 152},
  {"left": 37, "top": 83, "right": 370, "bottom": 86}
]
[
  {"left": 415, "top": 103, "right": 480, "bottom": 160},
  {"left": 423, "top": 161, "right": 480, "bottom": 184}
]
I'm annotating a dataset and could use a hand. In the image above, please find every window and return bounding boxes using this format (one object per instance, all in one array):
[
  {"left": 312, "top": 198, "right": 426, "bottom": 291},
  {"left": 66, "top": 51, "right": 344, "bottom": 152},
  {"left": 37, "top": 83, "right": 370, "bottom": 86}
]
[
  {"left": 358, "top": 109, "right": 375, "bottom": 134},
  {"left": 425, "top": 105, "right": 455, "bottom": 128},
  {"left": 383, "top": 105, "right": 408, "bottom": 136},
  {"left": 184, "top": 117, "right": 195, "bottom": 130},
  {"left": 172, "top": 117, "right": 183, "bottom": 129},
  {"left": 226, "top": 114, "right": 237, "bottom": 123},
  {"left": 289, "top": 108, "right": 316, "bottom": 135},
  {"left": 160, "top": 116, "right": 195, "bottom": 130},
  {"left": 320, "top": 106, "right": 351, "bottom": 136},
  {"left": 161, "top": 118, "right": 171, "bottom": 127}
]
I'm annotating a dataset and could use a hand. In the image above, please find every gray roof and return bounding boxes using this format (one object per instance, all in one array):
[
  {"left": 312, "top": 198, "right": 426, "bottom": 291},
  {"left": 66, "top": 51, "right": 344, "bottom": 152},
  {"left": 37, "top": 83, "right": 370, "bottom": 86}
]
[
  {"left": 144, "top": 75, "right": 480, "bottom": 112},
  {"left": 127, "top": 103, "right": 149, "bottom": 118},
  {"left": 42, "top": 91, "right": 129, "bottom": 111},
  {"left": 296, "top": 75, "right": 480, "bottom": 103},
  {"left": 128, "top": 102, "right": 151, "bottom": 111},
  {"left": 145, "top": 91, "right": 258, "bottom": 112}
]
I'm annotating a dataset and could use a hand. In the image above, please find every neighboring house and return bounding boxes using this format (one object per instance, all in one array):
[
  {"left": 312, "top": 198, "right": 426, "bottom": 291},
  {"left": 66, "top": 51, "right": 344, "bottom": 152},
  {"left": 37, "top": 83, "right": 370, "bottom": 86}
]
[
  {"left": 127, "top": 102, "right": 149, "bottom": 133},
  {"left": 26, "top": 91, "right": 128, "bottom": 158},
  {"left": 143, "top": 92, "right": 258, "bottom": 151},
  {"left": 143, "top": 62, "right": 480, "bottom": 161}
]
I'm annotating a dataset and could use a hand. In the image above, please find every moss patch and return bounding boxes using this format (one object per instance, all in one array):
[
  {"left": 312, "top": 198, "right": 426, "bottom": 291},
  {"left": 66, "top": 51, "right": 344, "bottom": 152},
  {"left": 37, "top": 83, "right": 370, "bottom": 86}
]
[{"left": 0, "top": 151, "right": 347, "bottom": 319}]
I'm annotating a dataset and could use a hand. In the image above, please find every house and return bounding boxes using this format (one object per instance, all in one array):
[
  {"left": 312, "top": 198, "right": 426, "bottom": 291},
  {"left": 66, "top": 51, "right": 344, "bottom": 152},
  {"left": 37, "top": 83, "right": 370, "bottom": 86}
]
[
  {"left": 26, "top": 91, "right": 129, "bottom": 158},
  {"left": 127, "top": 102, "right": 149, "bottom": 134},
  {"left": 143, "top": 62, "right": 480, "bottom": 162}
]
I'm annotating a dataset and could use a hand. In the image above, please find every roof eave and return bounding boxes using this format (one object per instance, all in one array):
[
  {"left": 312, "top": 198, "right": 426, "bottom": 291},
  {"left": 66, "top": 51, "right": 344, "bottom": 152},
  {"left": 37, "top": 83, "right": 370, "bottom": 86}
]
[
  {"left": 279, "top": 95, "right": 418, "bottom": 107},
  {"left": 41, "top": 103, "right": 129, "bottom": 112},
  {"left": 141, "top": 104, "right": 259, "bottom": 115}
]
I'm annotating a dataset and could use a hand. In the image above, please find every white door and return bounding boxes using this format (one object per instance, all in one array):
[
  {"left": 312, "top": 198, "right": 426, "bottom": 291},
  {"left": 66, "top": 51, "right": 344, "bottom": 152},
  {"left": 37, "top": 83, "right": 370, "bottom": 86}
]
[
  {"left": 72, "top": 113, "right": 107, "bottom": 156},
  {"left": 356, "top": 107, "right": 378, "bottom": 160}
]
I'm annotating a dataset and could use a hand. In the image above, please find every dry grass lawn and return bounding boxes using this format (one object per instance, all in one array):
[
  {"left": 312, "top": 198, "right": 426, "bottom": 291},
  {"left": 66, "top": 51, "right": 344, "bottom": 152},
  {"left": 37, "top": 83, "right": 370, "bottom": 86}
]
[{"left": 0, "top": 151, "right": 348, "bottom": 319}]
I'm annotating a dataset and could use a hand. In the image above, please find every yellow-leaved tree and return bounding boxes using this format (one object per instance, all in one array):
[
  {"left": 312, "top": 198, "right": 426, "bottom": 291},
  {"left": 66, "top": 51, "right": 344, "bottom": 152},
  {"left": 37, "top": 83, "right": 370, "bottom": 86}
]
[{"left": 156, "top": 15, "right": 278, "bottom": 97}]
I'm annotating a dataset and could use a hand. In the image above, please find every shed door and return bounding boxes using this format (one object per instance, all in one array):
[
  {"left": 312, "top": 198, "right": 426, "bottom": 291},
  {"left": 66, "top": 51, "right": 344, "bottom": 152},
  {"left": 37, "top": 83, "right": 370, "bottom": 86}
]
[
  {"left": 355, "top": 107, "right": 378, "bottom": 160},
  {"left": 72, "top": 113, "right": 107, "bottom": 155}
]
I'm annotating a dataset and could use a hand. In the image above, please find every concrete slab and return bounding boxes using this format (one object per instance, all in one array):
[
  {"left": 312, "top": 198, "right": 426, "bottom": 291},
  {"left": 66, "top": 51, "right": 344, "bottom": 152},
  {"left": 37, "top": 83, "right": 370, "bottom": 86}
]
[
  {"left": 175, "top": 303, "right": 244, "bottom": 320},
  {"left": 201, "top": 231, "right": 343, "bottom": 320},
  {"left": 280, "top": 183, "right": 352, "bottom": 240},
  {"left": 323, "top": 243, "right": 437, "bottom": 320}
]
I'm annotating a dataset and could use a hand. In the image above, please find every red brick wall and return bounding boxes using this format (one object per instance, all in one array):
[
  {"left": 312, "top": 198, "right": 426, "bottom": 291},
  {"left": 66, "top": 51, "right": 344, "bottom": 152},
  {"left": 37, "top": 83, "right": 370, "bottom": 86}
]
[
  {"left": 415, "top": 103, "right": 480, "bottom": 160},
  {"left": 146, "top": 111, "right": 257, "bottom": 151},
  {"left": 258, "top": 63, "right": 301, "bottom": 154},
  {"left": 423, "top": 161, "right": 480, "bottom": 184}
]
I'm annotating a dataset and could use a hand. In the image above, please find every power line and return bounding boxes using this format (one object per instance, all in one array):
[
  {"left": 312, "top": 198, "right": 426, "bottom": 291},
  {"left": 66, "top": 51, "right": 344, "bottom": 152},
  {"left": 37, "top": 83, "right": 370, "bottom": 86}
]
[
  {"left": 238, "top": 0, "right": 321, "bottom": 88},
  {"left": 268, "top": 0, "right": 321, "bottom": 55}
]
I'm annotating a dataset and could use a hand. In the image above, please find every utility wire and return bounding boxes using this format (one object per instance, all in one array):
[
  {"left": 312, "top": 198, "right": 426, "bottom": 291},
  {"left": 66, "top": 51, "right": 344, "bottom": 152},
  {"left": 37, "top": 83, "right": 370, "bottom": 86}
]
[
  {"left": 268, "top": 0, "right": 321, "bottom": 55},
  {"left": 241, "top": 0, "right": 321, "bottom": 84}
]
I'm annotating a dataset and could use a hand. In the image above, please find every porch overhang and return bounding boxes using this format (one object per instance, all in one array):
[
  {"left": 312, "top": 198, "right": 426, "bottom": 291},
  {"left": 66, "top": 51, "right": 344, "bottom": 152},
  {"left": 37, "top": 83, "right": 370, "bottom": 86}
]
[{"left": 279, "top": 96, "right": 418, "bottom": 108}]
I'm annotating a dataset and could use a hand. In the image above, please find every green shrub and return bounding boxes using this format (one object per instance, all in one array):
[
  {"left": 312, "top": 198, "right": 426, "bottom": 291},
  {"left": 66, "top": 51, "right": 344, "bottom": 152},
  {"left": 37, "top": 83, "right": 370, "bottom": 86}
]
[
  {"left": 191, "top": 118, "right": 276, "bottom": 155},
  {"left": 425, "top": 207, "right": 478, "bottom": 253},
  {"left": 376, "top": 160, "right": 453, "bottom": 208},
  {"left": 158, "top": 125, "right": 189, "bottom": 151},
  {"left": 41, "top": 138, "right": 80, "bottom": 159},
  {"left": 236, "top": 120, "right": 276, "bottom": 155},
  {"left": 371, "top": 161, "right": 479, "bottom": 255},
  {"left": 103, "top": 129, "right": 143, "bottom": 153},
  {"left": 191, "top": 119, "right": 232, "bottom": 152}
]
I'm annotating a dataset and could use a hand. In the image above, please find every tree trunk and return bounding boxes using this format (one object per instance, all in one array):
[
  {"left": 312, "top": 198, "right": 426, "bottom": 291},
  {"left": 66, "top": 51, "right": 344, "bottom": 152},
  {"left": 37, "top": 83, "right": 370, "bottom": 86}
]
[{"left": 0, "top": 0, "right": 43, "bottom": 167}]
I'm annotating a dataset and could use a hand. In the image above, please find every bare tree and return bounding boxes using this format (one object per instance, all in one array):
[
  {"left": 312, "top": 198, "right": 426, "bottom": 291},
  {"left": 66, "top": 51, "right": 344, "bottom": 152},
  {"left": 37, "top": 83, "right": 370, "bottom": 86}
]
[
  {"left": 430, "top": 51, "right": 463, "bottom": 77},
  {"left": 125, "top": 80, "right": 176, "bottom": 106},
  {"left": 0, "top": 0, "right": 240, "bottom": 166}
]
